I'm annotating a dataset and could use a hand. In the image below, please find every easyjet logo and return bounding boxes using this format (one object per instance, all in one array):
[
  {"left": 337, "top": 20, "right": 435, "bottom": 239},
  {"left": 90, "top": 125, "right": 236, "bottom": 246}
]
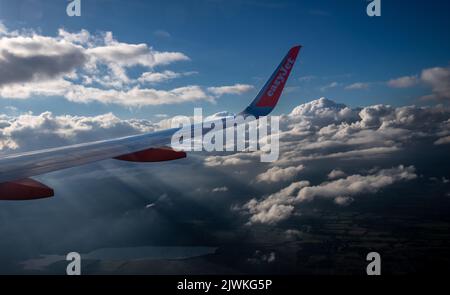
[{"left": 267, "top": 57, "right": 295, "bottom": 97}]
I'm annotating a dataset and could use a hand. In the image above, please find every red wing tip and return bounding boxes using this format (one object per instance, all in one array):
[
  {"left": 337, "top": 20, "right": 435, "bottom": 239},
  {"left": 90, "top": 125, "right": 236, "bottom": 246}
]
[{"left": 289, "top": 45, "right": 302, "bottom": 55}]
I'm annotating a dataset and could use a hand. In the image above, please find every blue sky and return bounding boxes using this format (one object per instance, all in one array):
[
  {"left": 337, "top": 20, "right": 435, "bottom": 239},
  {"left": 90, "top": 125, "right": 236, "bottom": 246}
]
[{"left": 0, "top": 0, "right": 449, "bottom": 119}]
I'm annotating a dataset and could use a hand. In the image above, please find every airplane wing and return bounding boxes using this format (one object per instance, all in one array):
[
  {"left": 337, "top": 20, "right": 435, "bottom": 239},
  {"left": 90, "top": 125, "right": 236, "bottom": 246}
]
[{"left": 0, "top": 45, "right": 301, "bottom": 200}]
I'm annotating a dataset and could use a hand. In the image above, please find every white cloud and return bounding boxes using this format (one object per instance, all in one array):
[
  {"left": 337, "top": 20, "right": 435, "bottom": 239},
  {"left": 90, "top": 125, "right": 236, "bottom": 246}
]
[
  {"left": 328, "top": 169, "right": 347, "bottom": 180},
  {"left": 0, "top": 34, "right": 87, "bottom": 86},
  {"left": 256, "top": 165, "right": 304, "bottom": 183},
  {"left": 58, "top": 28, "right": 91, "bottom": 46},
  {"left": 435, "top": 135, "right": 450, "bottom": 145},
  {"left": 0, "top": 78, "right": 71, "bottom": 99},
  {"left": 296, "top": 165, "right": 417, "bottom": 202},
  {"left": 0, "top": 112, "right": 156, "bottom": 153},
  {"left": 288, "top": 97, "right": 357, "bottom": 125},
  {"left": 388, "top": 66, "right": 450, "bottom": 101},
  {"left": 420, "top": 66, "right": 450, "bottom": 101},
  {"left": 207, "top": 84, "right": 254, "bottom": 96},
  {"left": 138, "top": 70, "right": 197, "bottom": 84},
  {"left": 85, "top": 31, "right": 189, "bottom": 68},
  {"left": 0, "top": 24, "right": 247, "bottom": 107},
  {"left": 195, "top": 98, "right": 449, "bottom": 225},
  {"left": 320, "top": 81, "right": 339, "bottom": 92},
  {"left": 241, "top": 166, "right": 417, "bottom": 225},
  {"left": 242, "top": 181, "right": 309, "bottom": 225},
  {"left": 65, "top": 84, "right": 213, "bottom": 106},
  {"left": 334, "top": 196, "right": 353, "bottom": 205},
  {"left": 345, "top": 82, "right": 369, "bottom": 90},
  {"left": 212, "top": 186, "right": 228, "bottom": 193},
  {"left": 205, "top": 97, "right": 450, "bottom": 169},
  {"left": 0, "top": 21, "right": 8, "bottom": 36},
  {"left": 0, "top": 80, "right": 214, "bottom": 106},
  {"left": 0, "top": 96, "right": 448, "bottom": 230},
  {"left": 204, "top": 154, "right": 256, "bottom": 167},
  {"left": 388, "top": 75, "right": 419, "bottom": 88}
]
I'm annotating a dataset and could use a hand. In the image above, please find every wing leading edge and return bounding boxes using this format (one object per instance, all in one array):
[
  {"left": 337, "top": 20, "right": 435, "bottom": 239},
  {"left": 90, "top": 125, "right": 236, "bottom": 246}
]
[{"left": 0, "top": 46, "right": 301, "bottom": 200}]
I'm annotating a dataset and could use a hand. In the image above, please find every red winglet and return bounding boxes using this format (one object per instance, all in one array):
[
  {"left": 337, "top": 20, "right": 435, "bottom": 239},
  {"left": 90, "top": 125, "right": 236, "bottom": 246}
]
[
  {"left": 0, "top": 178, "right": 54, "bottom": 201},
  {"left": 255, "top": 46, "right": 301, "bottom": 108}
]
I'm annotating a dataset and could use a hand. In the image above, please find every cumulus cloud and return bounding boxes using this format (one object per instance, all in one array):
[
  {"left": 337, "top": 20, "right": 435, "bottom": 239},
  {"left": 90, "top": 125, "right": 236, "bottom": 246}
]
[
  {"left": 256, "top": 165, "right": 304, "bottom": 183},
  {"left": 205, "top": 97, "right": 450, "bottom": 168},
  {"left": 195, "top": 97, "right": 449, "bottom": 225},
  {"left": 65, "top": 84, "right": 214, "bottom": 106},
  {"left": 0, "top": 24, "right": 249, "bottom": 106},
  {"left": 207, "top": 84, "right": 254, "bottom": 96},
  {"left": 241, "top": 166, "right": 417, "bottom": 225},
  {"left": 137, "top": 70, "right": 197, "bottom": 84},
  {"left": 334, "top": 196, "right": 354, "bottom": 205},
  {"left": 279, "top": 99, "right": 449, "bottom": 163},
  {"left": 288, "top": 97, "right": 358, "bottom": 126},
  {"left": 0, "top": 112, "right": 156, "bottom": 153},
  {"left": 204, "top": 154, "right": 256, "bottom": 167},
  {"left": 0, "top": 35, "right": 87, "bottom": 86},
  {"left": 58, "top": 28, "right": 91, "bottom": 46},
  {"left": 388, "top": 75, "right": 419, "bottom": 88},
  {"left": 0, "top": 97, "right": 448, "bottom": 230},
  {"left": 296, "top": 165, "right": 417, "bottom": 202},
  {"left": 242, "top": 181, "right": 310, "bottom": 225},
  {"left": 0, "top": 79, "right": 214, "bottom": 106},
  {"left": 86, "top": 32, "right": 189, "bottom": 68},
  {"left": 388, "top": 66, "right": 450, "bottom": 101},
  {"left": 420, "top": 66, "right": 450, "bottom": 101},
  {"left": 328, "top": 169, "right": 347, "bottom": 179}
]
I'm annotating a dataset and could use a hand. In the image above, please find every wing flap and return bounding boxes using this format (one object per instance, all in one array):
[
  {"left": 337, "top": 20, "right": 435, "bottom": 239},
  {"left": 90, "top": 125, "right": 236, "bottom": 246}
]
[
  {"left": 0, "top": 178, "right": 54, "bottom": 201},
  {"left": 114, "top": 147, "right": 186, "bottom": 162}
]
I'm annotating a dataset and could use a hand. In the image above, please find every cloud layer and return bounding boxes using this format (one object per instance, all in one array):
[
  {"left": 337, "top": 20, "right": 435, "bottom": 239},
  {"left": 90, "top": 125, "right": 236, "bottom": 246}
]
[
  {"left": 0, "top": 97, "right": 449, "bottom": 275},
  {"left": 0, "top": 24, "right": 253, "bottom": 106},
  {"left": 200, "top": 97, "right": 449, "bottom": 224},
  {"left": 388, "top": 66, "right": 450, "bottom": 101},
  {"left": 208, "top": 97, "right": 449, "bottom": 168},
  {"left": 0, "top": 112, "right": 156, "bottom": 153},
  {"left": 242, "top": 165, "right": 417, "bottom": 225}
]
